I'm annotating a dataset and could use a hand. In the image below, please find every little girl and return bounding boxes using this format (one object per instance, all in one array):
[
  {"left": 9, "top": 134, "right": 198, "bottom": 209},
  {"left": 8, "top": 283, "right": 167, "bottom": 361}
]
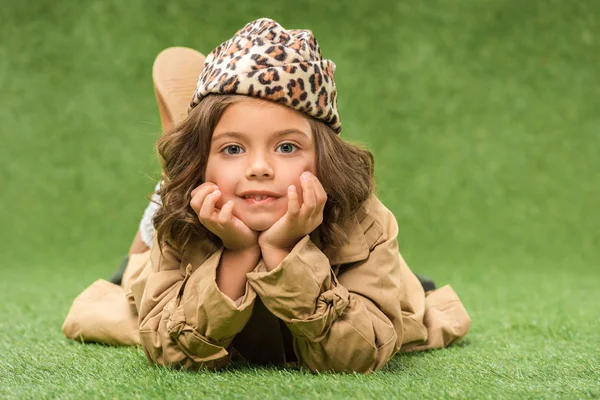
[{"left": 63, "top": 18, "right": 470, "bottom": 373}]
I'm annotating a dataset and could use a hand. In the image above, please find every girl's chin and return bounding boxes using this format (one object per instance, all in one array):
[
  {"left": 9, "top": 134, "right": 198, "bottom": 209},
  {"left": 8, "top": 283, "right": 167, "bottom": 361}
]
[
  {"left": 245, "top": 220, "right": 275, "bottom": 232},
  {"left": 233, "top": 206, "right": 285, "bottom": 232},
  {"left": 239, "top": 215, "right": 279, "bottom": 232}
]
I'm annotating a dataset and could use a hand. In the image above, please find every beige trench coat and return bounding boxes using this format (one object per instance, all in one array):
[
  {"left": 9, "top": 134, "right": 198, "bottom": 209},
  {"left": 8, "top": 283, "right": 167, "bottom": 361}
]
[{"left": 63, "top": 195, "right": 470, "bottom": 373}]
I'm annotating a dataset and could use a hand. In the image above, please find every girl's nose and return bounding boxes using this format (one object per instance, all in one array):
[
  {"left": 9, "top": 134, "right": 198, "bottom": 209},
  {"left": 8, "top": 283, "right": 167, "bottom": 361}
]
[{"left": 246, "top": 155, "right": 274, "bottom": 179}]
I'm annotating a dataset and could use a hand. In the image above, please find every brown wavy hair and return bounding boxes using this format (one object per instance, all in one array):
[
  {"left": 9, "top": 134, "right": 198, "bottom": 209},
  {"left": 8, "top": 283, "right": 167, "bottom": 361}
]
[{"left": 153, "top": 94, "right": 375, "bottom": 253}]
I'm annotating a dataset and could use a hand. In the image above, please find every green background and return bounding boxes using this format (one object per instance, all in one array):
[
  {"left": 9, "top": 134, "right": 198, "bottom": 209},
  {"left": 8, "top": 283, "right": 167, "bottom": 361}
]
[{"left": 1, "top": 0, "right": 598, "bottom": 398}]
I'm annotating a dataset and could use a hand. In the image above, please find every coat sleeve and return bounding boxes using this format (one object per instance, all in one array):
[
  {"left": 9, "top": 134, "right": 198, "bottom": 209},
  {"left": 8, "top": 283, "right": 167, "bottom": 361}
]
[
  {"left": 246, "top": 211, "right": 405, "bottom": 373},
  {"left": 130, "top": 240, "right": 256, "bottom": 370}
]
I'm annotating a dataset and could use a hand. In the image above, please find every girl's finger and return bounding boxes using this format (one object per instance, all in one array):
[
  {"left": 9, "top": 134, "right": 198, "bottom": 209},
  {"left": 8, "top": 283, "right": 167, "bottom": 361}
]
[
  {"left": 300, "top": 174, "right": 317, "bottom": 217},
  {"left": 218, "top": 200, "right": 234, "bottom": 225},
  {"left": 312, "top": 176, "right": 328, "bottom": 212},
  {"left": 191, "top": 183, "right": 215, "bottom": 198},
  {"left": 190, "top": 185, "right": 218, "bottom": 213},
  {"left": 199, "top": 190, "right": 220, "bottom": 220},
  {"left": 288, "top": 185, "right": 300, "bottom": 217}
]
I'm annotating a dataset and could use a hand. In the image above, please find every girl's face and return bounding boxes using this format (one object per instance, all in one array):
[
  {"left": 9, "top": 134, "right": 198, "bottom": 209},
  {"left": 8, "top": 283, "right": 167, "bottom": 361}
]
[{"left": 204, "top": 97, "right": 317, "bottom": 232}]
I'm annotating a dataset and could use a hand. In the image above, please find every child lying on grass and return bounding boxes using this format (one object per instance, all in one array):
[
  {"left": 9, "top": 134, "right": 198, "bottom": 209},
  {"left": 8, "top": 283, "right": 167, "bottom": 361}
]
[{"left": 63, "top": 18, "right": 470, "bottom": 373}]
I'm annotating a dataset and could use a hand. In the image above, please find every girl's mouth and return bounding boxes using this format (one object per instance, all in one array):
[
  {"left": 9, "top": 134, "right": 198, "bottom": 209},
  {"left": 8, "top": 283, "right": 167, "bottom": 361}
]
[{"left": 242, "top": 196, "right": 277, "bottom": 206}]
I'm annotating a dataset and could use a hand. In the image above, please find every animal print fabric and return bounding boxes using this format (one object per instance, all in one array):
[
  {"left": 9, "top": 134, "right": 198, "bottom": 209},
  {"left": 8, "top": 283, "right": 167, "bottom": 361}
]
[{"left": 190, "top": 18, "right": 341, "bottom": 133}]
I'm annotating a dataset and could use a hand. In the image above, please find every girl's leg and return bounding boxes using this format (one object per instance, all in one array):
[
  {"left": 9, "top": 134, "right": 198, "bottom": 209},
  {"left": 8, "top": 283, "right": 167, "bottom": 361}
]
[
  {"left": 109, "top": 47, "right": 206, "bottom": 286},
  {"left": 153, "top": 47, "right": 206, "bottom": 130},
  {"left": 128, "top": 230, "right": 149, "bottom": 255},
  {"left": 108, "top": 231, "right": 147, "bottom": 285}
]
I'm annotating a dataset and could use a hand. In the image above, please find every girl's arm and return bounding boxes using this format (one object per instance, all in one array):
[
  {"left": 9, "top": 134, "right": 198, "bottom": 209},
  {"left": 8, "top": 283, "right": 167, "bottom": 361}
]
[
  {"left": 130, "top": 239, "right": 258, "bottom": 370},
  {"left": 217, "top": 247, "right": 261, "bottom": 300},
  {"left": 246, "top": 199, "right": 410, "bottom": 373}
]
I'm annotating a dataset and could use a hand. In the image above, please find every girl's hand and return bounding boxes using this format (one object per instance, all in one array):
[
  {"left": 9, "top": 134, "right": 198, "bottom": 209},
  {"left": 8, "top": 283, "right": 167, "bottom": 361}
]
[
  {"left": 190, "top": 182, "right": 259, "bottom": 251},
  {"left": 258, "top": 171, "right": 327, "bottom": 251}
]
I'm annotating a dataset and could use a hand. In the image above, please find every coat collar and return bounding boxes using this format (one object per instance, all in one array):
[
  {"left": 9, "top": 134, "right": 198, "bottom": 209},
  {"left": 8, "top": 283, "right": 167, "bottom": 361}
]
[{"left": 309, "top": 211, "right": 370, "bottom": 266}]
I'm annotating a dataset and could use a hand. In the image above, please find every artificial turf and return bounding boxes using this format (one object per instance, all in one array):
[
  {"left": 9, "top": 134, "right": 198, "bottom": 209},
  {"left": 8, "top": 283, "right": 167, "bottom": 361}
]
[{"left": 1, "top": 0, "right": 598, "bottom": 398}]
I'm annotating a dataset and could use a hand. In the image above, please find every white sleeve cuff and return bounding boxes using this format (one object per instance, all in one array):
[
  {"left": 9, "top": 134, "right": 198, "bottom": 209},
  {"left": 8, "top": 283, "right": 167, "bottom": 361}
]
[{"left": 139, "top": 181, "right": 163, "bottom": 248}]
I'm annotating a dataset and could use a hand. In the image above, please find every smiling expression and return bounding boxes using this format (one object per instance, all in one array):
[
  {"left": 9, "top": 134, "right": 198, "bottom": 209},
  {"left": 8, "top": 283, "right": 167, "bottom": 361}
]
[{"left": 204, "top": 97, "right": 317, "bottom": 232}]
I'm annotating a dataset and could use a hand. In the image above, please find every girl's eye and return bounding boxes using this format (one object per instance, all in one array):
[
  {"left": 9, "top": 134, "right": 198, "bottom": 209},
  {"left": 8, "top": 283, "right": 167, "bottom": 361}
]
[
  {"left": 221, "top": 143, "right": 298, "bottom": 155},
  {"left": 276, "top": 143, "right": 298, "bottom": 154},
  {"left": 222, "top": 145, "right": 244, "bottom": 155}
]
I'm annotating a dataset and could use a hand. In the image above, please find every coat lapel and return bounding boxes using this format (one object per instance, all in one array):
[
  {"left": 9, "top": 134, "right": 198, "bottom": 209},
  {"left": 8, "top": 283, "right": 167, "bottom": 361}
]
[{"left": 311, "top": 212, "right": 370, "bottom": 266}]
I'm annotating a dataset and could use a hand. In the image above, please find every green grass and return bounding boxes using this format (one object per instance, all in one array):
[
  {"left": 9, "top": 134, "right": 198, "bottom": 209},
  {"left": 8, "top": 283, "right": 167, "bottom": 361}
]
[{"left": 1, "top": 0, "right": 599, "bottom": 398}]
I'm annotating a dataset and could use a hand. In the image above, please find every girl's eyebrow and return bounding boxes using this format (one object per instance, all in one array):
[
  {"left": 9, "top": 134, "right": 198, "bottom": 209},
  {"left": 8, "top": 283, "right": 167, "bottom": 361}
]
[{"left": 213, "top": 129, "right": 309, "bottom": 142}]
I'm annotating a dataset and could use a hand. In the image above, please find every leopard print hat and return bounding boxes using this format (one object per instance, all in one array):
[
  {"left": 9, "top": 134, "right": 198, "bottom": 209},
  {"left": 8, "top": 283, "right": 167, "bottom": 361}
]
[{"left": 189, "top": 18, "right": 341, "bottom": 133}]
